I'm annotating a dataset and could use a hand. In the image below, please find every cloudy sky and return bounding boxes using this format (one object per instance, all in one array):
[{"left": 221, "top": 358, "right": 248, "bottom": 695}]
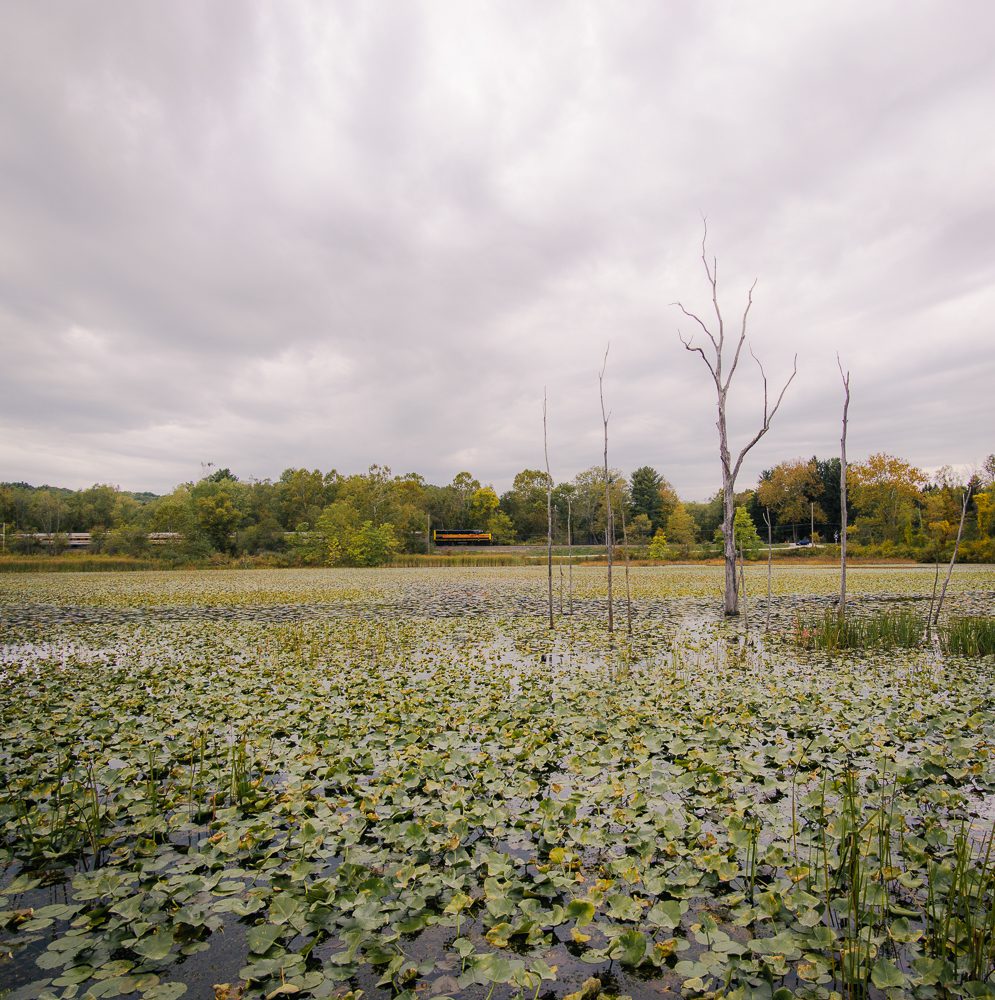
[{"left": 2, "top": 3, "right": 993, "bottom": 499}]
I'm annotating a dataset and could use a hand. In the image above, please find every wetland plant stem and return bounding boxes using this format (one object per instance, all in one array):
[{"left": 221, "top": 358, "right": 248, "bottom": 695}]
[
  {"left": 599, "top": 345, "right": 614, "bottom": 633},
  {"left": 567, "top": 496, "right": 573, "bottom": 615},
  {"left": 763, "top": 507, "right": 772, "bottom": 632},
  {"left": 543, "top": 387, "right": 554, "bottom": 630},
  {"left": 621, "top": 503, "right": 632, "bottom": 635},
  {"left": 838, "top": 355, "right": 850, "bottom": 617}
]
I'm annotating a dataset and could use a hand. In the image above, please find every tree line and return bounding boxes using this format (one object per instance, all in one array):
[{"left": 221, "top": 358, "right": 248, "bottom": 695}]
[{"left": 3, "top": 451, "right": 993, "bottom": 566}]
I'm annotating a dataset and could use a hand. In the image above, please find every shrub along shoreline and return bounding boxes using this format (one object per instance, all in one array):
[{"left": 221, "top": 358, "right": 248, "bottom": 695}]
[{"left": 2, "top": 545, "right": 987, "bottom": 573}]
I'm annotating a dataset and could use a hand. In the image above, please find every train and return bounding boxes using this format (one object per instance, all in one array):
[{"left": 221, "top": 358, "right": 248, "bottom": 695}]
[{"left": 432, "top": 529, "right": 492, "bottom": 546}]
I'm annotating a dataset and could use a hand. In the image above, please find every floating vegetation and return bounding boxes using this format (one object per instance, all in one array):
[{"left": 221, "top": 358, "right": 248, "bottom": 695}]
[{"left": 0, "top": 565, "right": 993, "bottom": 999}]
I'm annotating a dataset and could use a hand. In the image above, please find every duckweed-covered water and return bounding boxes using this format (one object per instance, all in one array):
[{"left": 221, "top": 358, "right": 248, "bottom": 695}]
[{"left": 1, "top": 565, "right": 994, "bottom": 1000}]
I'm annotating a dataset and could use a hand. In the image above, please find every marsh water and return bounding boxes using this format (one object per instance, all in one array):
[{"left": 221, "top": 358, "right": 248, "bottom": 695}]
[{"left": 1, "top": 565, "right": 994, "bottom": 1000}]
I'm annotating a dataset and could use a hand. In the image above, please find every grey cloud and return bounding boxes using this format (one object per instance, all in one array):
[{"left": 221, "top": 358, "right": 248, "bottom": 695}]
[{"left": 2, "top": 2, "right": 993, "bottom": 498}]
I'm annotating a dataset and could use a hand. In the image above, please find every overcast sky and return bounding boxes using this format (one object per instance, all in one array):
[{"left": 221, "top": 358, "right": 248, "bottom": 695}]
[{"left": 2, "top": 3, "right": 993, "bottom": 499}]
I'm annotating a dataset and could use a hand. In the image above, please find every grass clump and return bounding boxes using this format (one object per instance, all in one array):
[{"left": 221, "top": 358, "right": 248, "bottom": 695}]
[
  {"left": 941, "top": 616, "right": 995, "bottom": 657},
  {"left": 796, "top": 607, "right": 925, "bottom": 651}
]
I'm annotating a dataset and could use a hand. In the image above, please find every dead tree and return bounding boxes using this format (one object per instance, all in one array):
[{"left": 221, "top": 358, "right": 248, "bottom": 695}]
[
  {"left": 567, "top": 495, "right": 574, "bottom": 615},
  {"left": 763, "top": 507, "right": 773, "bottom": 632},
  {"left": 838, "top": 356, "right": 850, "bottom": 615},
  {"left": 926, "top": 559, "right": 941, "bottom": 641},
  {"left": 676, "top": 223, "right": 797, "bottom": 615},
  {"left": 933, "top": 484, "right": 972, "bottom": 626},
  {"left": 738, "top": 542, "right": 748, "bottom": 636},
  {"left": 599, "top": 346, "right": 615, "bottom": 632},
  {"left": 620, "top": 503, "right": 633, "bottom": 635},
  {"left": 543, "top": 388, "right": 554, "bottom": 630}
]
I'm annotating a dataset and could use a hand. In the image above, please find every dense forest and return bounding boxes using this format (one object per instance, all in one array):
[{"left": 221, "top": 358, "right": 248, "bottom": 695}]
[{"left": 3, "top": 452, "right": 994, "bottom": 565}]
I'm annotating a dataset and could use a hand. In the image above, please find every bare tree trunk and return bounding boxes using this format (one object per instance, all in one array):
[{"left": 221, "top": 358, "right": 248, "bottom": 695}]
[
  {"left": 677, "top": 222, "right": 797, "bottom": 616},
  {"left": 926, "top": 558, "right": 940, "bottom": 640},
  {"left": 599, "top": 346, "right": 614, "bottom": 633},
  {"left": 837, "top": 356, "right": 850, "bottom": 616},
  {"left": 722, "top": 475, "right": 737, "bottom": 615},
  {"left": 620, "top": 503, "right": 633, "bottom": 635},
  {"left": 559, "top": 565, "right": 564, "bottom": 614},
  {"left": 543, "top": 388, "right": 554, "bottom": 630},
  {"left": 933, "top": 486, "right": 971, "bottom": 626},
  {"left": 763, "top": 507, "right": 772, "bottom": 632},
  {"left": 567, "top": 497, "right": 573, "bottom": 615},
  {"left": 426, "top": 514, "right": 432, "bottom": 555}
]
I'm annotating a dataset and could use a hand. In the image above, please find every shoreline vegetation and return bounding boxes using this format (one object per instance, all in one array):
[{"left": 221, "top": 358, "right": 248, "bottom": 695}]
[
  {"left": 0, "top": 545, "right": 979, "bottom": 573},
  {"left": 3, "top": 453, "right": 994, "bottom": 580}
]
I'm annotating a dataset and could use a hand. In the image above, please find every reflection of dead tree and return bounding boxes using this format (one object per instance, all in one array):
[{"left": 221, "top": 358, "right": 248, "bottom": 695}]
[
  {"left": 599, "top": 346, "right": 614, "bottom": 633},
  {"left": 837, "top": 356, "right": 850, "bottom": 616},
  {"left": 543, "top": 388, "right": 554, "bottom": 630},
  {"left": 676, "top": 222, "right": 797, "bottom": 615},
  {"left": 933, "top": 484, "right": 972, "bottom": 625}
]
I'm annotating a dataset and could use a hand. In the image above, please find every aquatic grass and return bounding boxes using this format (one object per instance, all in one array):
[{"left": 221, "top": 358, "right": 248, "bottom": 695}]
[
  {"left": 795, "top": 607, "right": 926, "bottom": 651},
  {"left": 0, "top": 554, "right": 160, "bottom": 573},
  {"left": 390, "top": 553, "right": 598, "bottom": 567},
  {"left": 5, "top": 751, "right": 105, "bottom": 867},
  {"left": 940, "top": 615, "right": 995, "bottom": 657},
  {"left": 924, "top": 824, "right": 995, "bottom": 985}
]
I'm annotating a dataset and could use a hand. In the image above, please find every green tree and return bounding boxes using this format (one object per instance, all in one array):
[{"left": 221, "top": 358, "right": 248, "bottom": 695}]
[
  {"left": 849, "top": 453, "right": 926, "bottom": 544},
  {"left": 733, "top": 506, "right": 762, "bottom": 553},
  {"left": 486, "top": 510, "right": 517, "bottom": 544},
  {"left": 192, "top": 478, "right": 246, "bottom": 552},
  {"left": 975, "top": 491, "right": 995, "bottom": 538},
  {"left": 684, "top": 492, "right": 724, "bottom": 543},
  {"left": 648, "top": 528, "right": 669, "bottom": 560},
  {"left": 338, "top": 465, "right": 396, "bottom": 526},
  {"left": 68, "top": 484, "right": 120, "bottom": 530},
  {"left": 627, "top": 513, "right": 653, "bottom": 544},
  {"left": 347, "top": 521, "right": 399, "bottom": 566},
  {"left": 502, "top": 469, "right": 552, "bottom": 541},
  {"left": 756, "top": 458, "right": 823, "bottom": 542},
  {"left": 315, "top": 500, "right": 361, "bottom": 565},
  {"left": 469, "top": 486, "right": 500, "bottom": 529},
  {"left": 449, "top": 471, "right": 481, "bottom": 525},
  {"left": 278, "top": 468, "right": 331, "bottom": 529},
  {"left": 630, "top": 466, "right": 663, "bottom": 528},
  {"left": 666, "top": 503, "right": 697, "bottom": 557}
]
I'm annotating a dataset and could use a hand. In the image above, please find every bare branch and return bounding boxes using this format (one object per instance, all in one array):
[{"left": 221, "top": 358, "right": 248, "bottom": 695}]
[
  {"left": 678, "top": 329, "right": 719, "bottom": 387},
  {"left": 836, "top": 352, "right": 850, "bottom": 391},
  {"left": 672, "top": 300, "right": 718, "bottom": 351},
  {"left": 698, "top": 219, "right": 724, "bottom": 353},
  {"left": 731, "top": 351, "right": 798, "bottom": 483},
  {"left": 723, "top": 278, "right": 757, "bottom": 393}
]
